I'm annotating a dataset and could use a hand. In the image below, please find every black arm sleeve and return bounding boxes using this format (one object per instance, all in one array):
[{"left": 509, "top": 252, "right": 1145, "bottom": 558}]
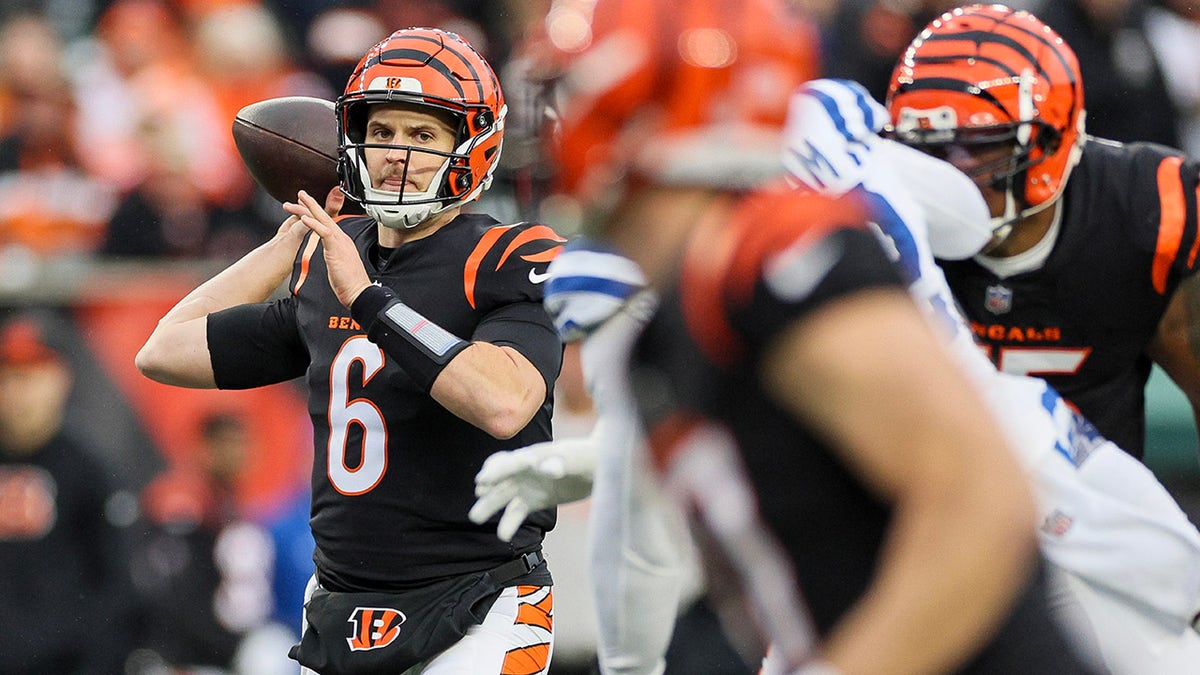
[
  {"left": 206, "top": 299, "right": 309, "bottom": 389},
  {"left": 473, "top": 301, "right": 564, "bottom": 392}
]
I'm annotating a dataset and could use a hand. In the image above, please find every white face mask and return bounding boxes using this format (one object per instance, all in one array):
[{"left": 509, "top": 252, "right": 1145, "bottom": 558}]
[{"left": 359, "top": 155, "right": 455, "bottom": 229}]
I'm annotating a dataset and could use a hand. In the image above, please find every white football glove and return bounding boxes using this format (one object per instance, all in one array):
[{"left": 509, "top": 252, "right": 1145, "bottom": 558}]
[{"left": 470, "top": 435, "right": 600, "bottom": 541}]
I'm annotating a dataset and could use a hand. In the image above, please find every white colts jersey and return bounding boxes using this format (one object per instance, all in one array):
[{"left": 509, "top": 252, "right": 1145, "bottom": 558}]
[{"left": 784, "top": 80, "right": 1200, "bottom": 644}]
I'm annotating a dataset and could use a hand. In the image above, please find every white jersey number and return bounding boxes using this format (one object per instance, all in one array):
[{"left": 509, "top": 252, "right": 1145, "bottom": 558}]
[
  {"left": 328, "top": 336, "right": 389, "bottom": 495},
  {"left": 989, "top": 346, "right": 1092, "bottom": 377}
]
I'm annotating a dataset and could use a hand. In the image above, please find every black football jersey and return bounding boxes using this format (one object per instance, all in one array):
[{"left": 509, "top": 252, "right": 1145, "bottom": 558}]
[
  {"left": 206, "top": 213, "right": 564, "bottom": 590},
  {"left": 939, "top": 138, "right": 1200, "bottom": 458},
  {"left": 634, "top": 188, "right": 1092, "bottom": 673}
]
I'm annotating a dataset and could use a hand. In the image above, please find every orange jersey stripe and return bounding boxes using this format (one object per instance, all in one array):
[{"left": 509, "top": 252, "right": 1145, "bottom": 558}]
[
  {"left": 498, "top": 225, "right": 566, "bottom": 267},
  {"left": 680, "top": 204, "right": 743, "bottom": 368},
  {"left": 520, "top": 246, "right": 564, "bottom": 264},
  {"left": 680, "top": 189, "right": 868, "bottom": 368},
  {"left": 292, "top": 232, "right": 322, "bottom": 296},
  {"left": 1152, "top": 156, "right": 1186, "bottom": 294},
  {"left": 645, "top": 410, "right": 706, "bottom": 474},
  {"left": 463, "top": 225, "right": 515, "bottom": 309},
  {"left": 500, "top": 642, "right": 551, "bottom": 675},
  {"left": 463, "top": 225, "right": 566, "bottom": 309},
  {"left": 1189, "top": 181, "right": 1200, "bottom": 269}
]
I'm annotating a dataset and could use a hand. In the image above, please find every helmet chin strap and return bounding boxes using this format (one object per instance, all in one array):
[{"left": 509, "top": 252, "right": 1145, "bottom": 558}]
[
  {"left": 983, "top": 179, "right": 1058, "bottom": 253},
  {"left": 985, "top": 71, "right": 1038, "bottom": 252}
]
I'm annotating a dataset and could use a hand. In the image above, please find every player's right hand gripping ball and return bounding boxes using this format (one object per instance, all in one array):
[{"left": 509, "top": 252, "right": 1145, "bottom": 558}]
[{"left": 232, "top": 96, "right": 341, "bottom": 205}]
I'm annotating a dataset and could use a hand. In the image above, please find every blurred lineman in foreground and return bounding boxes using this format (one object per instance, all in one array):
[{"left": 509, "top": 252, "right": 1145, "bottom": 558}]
[{"left": 474, "top": 0, "right": 1097, "bottom": 672}]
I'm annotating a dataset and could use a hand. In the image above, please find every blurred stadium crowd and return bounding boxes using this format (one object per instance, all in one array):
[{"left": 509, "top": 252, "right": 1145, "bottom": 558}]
[{"left": 0, "top": 0, "right": 1198, "bottom": 674}]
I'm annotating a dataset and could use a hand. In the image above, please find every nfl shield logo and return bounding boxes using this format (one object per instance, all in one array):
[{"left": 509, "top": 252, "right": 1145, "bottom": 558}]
[
  {"left": 1041, "top": 509, "right": 1074, "bottom": 537},
  {"left": 985, "top": 284, "right": 1012, "bottom": 315}
]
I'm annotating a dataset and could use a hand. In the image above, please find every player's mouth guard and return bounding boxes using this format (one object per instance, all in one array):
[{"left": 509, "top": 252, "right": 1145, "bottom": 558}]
[{"left": 351, "top": 283, "right": 469, "bottom": 391}]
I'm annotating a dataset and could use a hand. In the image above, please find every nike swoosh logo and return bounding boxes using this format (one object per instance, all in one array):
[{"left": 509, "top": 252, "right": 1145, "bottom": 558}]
[{"left": 529, "top": 268, "right": 551, "bottom": 284}]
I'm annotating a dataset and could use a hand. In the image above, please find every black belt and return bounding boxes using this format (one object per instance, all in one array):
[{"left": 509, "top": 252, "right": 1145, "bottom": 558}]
[{"left": 491, "top": 549, "right": 545, "bottom": 584}]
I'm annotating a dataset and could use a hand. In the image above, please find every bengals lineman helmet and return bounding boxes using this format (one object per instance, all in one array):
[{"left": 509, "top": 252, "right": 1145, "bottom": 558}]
[
  {"left": 337, "top": 28, "right": 506, "bottom": 229},
  {"left": 528, "top": 0, "right": 820, "bottom": 212},
  {"left": 886, "top": 5, "right": 1085, "bottom": 240}
]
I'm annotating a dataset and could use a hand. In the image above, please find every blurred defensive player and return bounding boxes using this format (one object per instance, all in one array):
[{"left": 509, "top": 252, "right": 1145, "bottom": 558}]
[
  {"left": 784, "top": 76, "right": 1200, "bottom": 674},
  {"left": 887, "top": 4, "right": 1200, "bottom": 459},
  {"left": 476, "top": 0, "right": 1096, "bottom": 673}
]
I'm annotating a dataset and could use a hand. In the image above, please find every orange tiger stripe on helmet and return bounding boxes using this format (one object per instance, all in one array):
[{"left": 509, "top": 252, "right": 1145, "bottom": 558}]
[{"left": 886, "top": 4, "right": 1085, "bottom": 211}]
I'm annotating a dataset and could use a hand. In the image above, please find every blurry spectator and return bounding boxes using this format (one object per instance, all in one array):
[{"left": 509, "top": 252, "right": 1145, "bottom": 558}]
[
  {"left": 1146, "top": 0, "right": 1200, "bottom": 157},
  {"left": 184, "top": 0, "right": 336, "bottom": 260},
  {"left": 303, "top": 6, "right": 387, "bottom": 93},
  {"left": 819, "top": 1, "right": 958, "bottom": 101},
  {"left": 191, "top": 2, "right": 333, "bottom": 97},
  {"left": 188, "top": 2, "right": 333, "bottom": 181},
  {"left": 99, "top": 108, "right": 278, "bottom": 261},
  {"left": 130, "top": 411, "right": 287, "bottom": 674},
  {"left": 0, "top": 312, "right": 139, "bottom": 674},
  {"left": 1036, "top": 0, "right": 1181, "bottom": 147},
  {"left": 70, "top": 0, "right": 195, "bottom": 193},
  {"left": 66, "top": 0, "right": 241, "bottom": 258},
  {"left": 82, "top": 0, "right": 329, "bottom": 262},
  {"left": 262, "top": 479, "right": 314, "bottom": 639},
  {"left": 257, "top": 413, "right": 315, "bottom": 643},
  {"left": 0, "top": 12, "right": 119, "bottom": 259}
]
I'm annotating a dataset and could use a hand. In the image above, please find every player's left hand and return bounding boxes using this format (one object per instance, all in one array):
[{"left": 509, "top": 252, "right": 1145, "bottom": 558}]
[
  {"left": 470, "top": 437, "right": 599, "bottom": 541},
  {"left": 285, "top": 189, "right": 373, "bottom": 308}
]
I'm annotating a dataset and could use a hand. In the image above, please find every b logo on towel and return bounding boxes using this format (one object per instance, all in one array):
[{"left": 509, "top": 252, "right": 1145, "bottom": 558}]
[{"left": 347, "top": 607, "right": 407, "bottom": 651}]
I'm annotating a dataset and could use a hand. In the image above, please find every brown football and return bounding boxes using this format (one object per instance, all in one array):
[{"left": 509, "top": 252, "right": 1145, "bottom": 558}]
[{"left": 232, "top": 96, "right": 344, "bottom": 206}]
